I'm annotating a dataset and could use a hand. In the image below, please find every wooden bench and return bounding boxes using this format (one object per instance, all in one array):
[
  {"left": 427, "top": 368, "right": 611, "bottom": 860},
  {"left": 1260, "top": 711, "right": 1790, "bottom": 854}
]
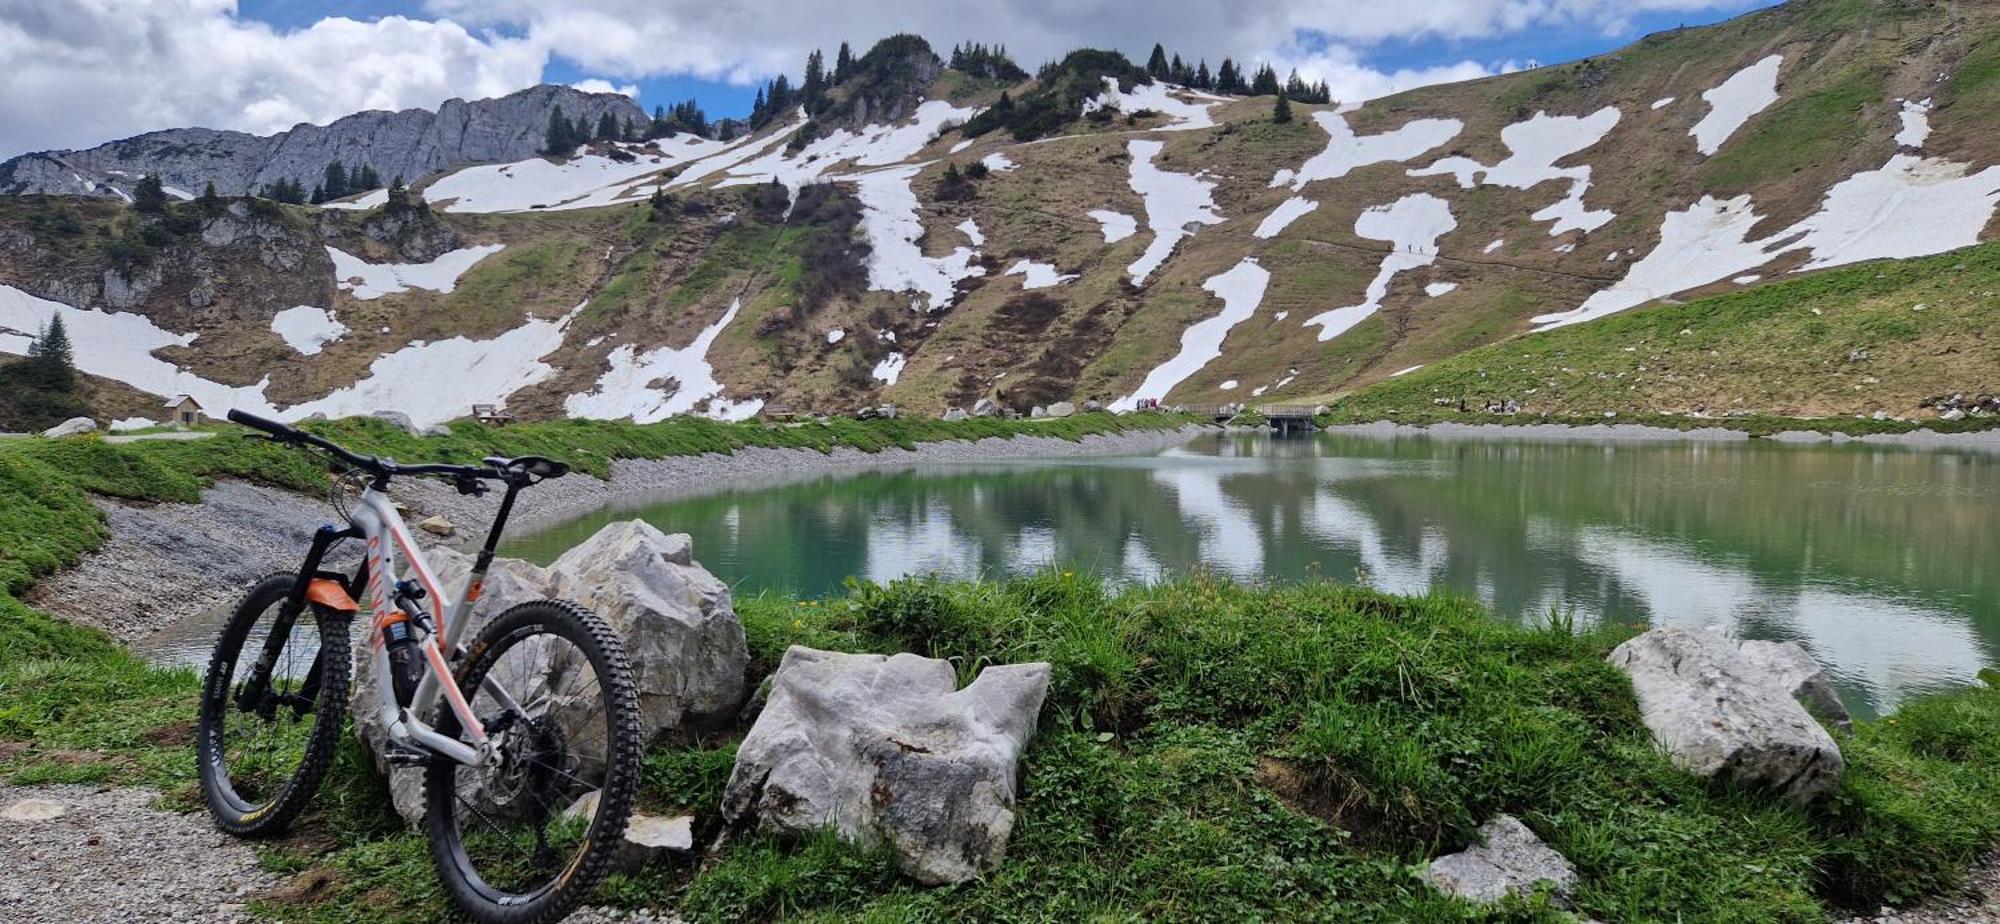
[{"left": 471, "top": 404, "right": 515, "bottom": 426}]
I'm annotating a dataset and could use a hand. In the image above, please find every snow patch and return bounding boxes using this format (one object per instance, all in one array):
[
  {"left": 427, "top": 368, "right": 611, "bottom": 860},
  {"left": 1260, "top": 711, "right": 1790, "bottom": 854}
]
[
  {"left": 957, "top": 218, "right": 985, "bottom": 246},
  {"left": 1255, "top": 196, "right": 1318, "bottom": 238},
  {"left": 826, "top": 329, "right": 846, "bottom": 344},
  {"left": 1651, "top": 97, "right": 1675, "bottom": 110},
  {"left": 715, "top": 101, "right": 981, "bottom": 203},
  {"left": 981, "top": 152, "right": 1018, "bottom": 173},
  {"left": 269, "top": 306, "right": 346, "bottom": 355},
  {"left": 0, "top": 284, "right": 274, "bottom": 415},
  {"left": 1304, "top": 193, "right": 1456, "bottom": 342},
  {"left": 1733, "top": 274, "right": 1761, "bottom": 284},
  {"left": 429, "top": 137, "right": 731, "bottom": 213},
  {"left": 327, "top": 244, "right": 505, "bottom": 300},
  {"left": 564, "top": 299, "right": 760, "bottom": 422},
  {"left": 851, "top": 166, "right": 985, "bottom": 311},
  {"left": 1112, "top": 259, "right": 1270, "bottom": 411},
  {"left": 1483, "top": 238, "right": 1505, "bottom": 254},
  {"left": 1391, "top": 364, "right": 1425, "bottom": 377},
  {"left": 1083, "top": 78, "right": 1219, "bottom": 131},
  {"left": 872, "top": 351, "right": 907, "bottom": 385},
  {"left": 1278, "top": 111, "right": 1462, "bottom": 191},
  {"left": 1218, "top": 380, "right": 1238, "bottom": 391},
  {"left": 1690, "top": 55, "right": 1782, "bottom": 156},
  {"left": 1004, "top": 260, "right": 1077, "bottom": 289},
  {"left": 1534, "top": 195, "right": 1766, "bottom": 329},
  {"left": 1089, "top": 209, "right": 1138, "bottom": 243},
  {"left": 1896, "top": 98, "right": 1933, "bottom": 149},
  {"left": 1410, "top": 107, "right": 1620, "bottom": 235},
  {"left": 291, "top": 304, "right": 584, "bottom": 427},
  {"left": 322, "top": 189, "right": 388, "bottom": 211},
  {"left": 1424, "top": 282, "right": 1458, "bottom": 297},
  {"left": 1125, "top": 139, "right": 1224, "bottom": 285}
]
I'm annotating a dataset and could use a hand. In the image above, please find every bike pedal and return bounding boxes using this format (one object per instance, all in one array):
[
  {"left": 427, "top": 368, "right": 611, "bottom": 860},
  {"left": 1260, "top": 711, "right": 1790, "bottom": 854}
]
[{"left": 382, "top": 743, "right": 431, "bottom": 767}]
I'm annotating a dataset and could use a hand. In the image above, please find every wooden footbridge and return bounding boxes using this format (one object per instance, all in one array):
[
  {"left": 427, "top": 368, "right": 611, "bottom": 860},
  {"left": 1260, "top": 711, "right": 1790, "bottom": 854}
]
[{"left": 1178, "top": 404, "right": 1322, "bottom": 435}]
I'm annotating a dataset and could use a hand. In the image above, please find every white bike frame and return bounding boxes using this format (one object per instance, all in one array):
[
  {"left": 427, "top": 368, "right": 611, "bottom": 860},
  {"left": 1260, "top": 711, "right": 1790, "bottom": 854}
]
[{"left": 351, "top": 485, "right": 523, "bottom": 767}]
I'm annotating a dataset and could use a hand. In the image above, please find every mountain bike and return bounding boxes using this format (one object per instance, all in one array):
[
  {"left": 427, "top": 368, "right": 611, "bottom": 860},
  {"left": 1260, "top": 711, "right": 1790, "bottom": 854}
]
[{"left": 197, "top": 410, "right": 642, "bottom": 924}]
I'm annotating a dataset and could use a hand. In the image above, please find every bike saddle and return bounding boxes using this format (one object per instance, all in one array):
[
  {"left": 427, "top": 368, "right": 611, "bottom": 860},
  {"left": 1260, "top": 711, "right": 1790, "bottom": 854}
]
[{"left": 482, "top": 455, "right": 570, "bottom": 480}]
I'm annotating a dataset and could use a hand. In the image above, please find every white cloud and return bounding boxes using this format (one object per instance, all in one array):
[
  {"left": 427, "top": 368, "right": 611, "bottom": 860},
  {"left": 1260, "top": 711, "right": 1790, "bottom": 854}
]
[
  {"left": 570, "top": 78, "right": 640, "bottom": 98},
  {"left": 0, "top": 0, "right": 544, "bottom": 156},
  {"left": 0, "top": 0, "right": 1766, "bottom": 157}
]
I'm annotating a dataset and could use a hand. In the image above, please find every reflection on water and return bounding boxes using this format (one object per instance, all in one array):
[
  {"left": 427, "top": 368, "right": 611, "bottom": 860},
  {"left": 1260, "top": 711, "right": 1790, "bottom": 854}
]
[{"left": 506, "top": 432, "right": 2000, "bottom": 716}]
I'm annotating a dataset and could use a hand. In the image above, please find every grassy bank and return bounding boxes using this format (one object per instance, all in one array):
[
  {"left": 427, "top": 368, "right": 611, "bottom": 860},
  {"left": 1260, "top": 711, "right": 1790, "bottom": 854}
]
[
  {"left": 4, "top": 412, "right": 1999, "bottom": 921},
  {"left": 1325, "top": 243, "right": 2000, "bottom": 429}
]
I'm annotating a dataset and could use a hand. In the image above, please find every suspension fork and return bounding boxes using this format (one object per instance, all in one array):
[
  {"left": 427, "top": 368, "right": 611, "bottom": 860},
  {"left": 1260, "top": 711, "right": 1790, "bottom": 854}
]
[{"left": 237, "top": 524, "right": 359, "bottom": 713}]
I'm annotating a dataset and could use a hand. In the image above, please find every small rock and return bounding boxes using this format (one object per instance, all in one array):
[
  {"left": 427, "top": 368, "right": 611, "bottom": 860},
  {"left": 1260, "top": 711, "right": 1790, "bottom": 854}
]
[
  {"left": 1083, "top": 399, "right": 1104, "bottom": 412},
  {"left": 971, "top": 398, "right": 1000, "bottom": 417},
  {"left": 41, "top": 417, "right": 97, "bottom": 438},
  {"left": 1030, "top": 405, "right": 1048, "bottom": 418},
  {"left": 1942, "top": 408, "right": 1966, "bottom": 421},
  {"left": 416, "top": 515, "right": 455, "bottom": 537},
  {"left": 942, "top": 407, "right": 969, "bottom": 422},
  {"left": 421, "top": 424, "right": 451, "bottom": 438},
  {"left": 2, "top": 798, "right": 67, "bottom": 822},
  {"left": 563, "top": 791, "right": 693, "bottom": 868},
  {"left": 1426, "top": 815, "right": 1577, "bottom": 905},
  {"left": 370, "top": 410, "right": 421, "bottom": 435}
]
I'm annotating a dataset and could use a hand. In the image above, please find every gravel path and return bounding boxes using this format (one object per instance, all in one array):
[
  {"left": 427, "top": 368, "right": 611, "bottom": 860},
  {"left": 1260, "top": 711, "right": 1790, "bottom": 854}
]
[
  {"left": 1840, "top": 855, "right": 2000, "bottom": 924},
  {"left": 0, "top": 785, "right": 276, "bottom": 923}
]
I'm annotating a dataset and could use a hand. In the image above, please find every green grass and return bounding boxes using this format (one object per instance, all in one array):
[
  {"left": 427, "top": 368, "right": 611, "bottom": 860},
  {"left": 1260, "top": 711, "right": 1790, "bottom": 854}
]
[
  {"left": 1324, "top": 243, "right": 2000, "bottom": 433},
  {"left": 1701, "top": 65, "right": 1886, "bottom": 194},
  {"left": 4, "top": 415, "right": 1998, "bottom": 922}
]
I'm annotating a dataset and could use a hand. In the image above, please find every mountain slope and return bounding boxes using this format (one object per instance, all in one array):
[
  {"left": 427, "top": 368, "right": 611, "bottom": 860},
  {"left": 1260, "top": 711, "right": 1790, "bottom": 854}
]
[
  {"left": 2, "top": 1, "right": 1998, "bottom": 430},
  {"left": 0, "top": 85, "right": 646, "bottom": 199}
]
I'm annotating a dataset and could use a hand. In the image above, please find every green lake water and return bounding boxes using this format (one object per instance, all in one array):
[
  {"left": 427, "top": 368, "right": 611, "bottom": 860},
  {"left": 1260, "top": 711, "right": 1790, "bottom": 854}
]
[{"left": 504, "top": 432, "right": 2000, "bottom": 717}]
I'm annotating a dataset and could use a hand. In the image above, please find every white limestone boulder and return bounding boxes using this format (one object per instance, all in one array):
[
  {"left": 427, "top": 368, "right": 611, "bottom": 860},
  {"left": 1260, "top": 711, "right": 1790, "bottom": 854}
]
[
  {"left": 1737, "top": 639, "right": 1852, "bottom": 729},
  {"left": 722, "top": 646, "right": 1051, "bottom": 885},
  {"left": 545, "top": 520, "right": 750, "bottom": 735},
  {"left": 1426, "top": 815, "right": 1578, "bottom": 906},
  {"left": 1609, "top": 628, "right": 1844, "bottom": 803},
  {"left": 42, "top": 417, "right": 97, "bottom": 438}
]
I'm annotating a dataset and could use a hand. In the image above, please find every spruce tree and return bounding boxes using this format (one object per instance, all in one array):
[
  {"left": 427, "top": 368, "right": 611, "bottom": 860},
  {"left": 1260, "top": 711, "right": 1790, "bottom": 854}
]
[
  {"left": 27, "top": 314, "right": 76, "bottom": 393},
  {"left": 751, "top": 88, "right": 767, "bottom": 125},
  {"left": 803, "top": 49, "right": 826, "bottom": 112},
  {"left": 357, "top": 164, "right": 380, "bottom": 189},
  {"left": 834, "top": 42, "right": 854, "bottom": 83},
  {"left": 545, "top": 106, "right": 575, "bottom": 155},
  {"left": 385, "top": 176, "right": 411, "bottom": 212},
  {"left": 1273, "top": 92, "right": 1293, "bottom": 124},
  {"left": 596, "top": 111, "right": 619, "bottom": 141},
  {"left": 310, "top": 183, "right": 326, "bottom": 204},
  {"left": 197, "top": 180, "right": 222, "bottom": 215},
  {"left": 1195, "top": 60, "right": 1212, "bottom": 89},
  {"left": 1146, "top": 44, "right": 1170, "bottom": 79},
  {"left": 132, "top": 174, "right": 168, "bottom": 213},
  {"left": 1252, "top": 64, "right": 1281, "bottom": 96},
  {"left": 1170, "top": 53, "right": 1190, "bottom": 85}
]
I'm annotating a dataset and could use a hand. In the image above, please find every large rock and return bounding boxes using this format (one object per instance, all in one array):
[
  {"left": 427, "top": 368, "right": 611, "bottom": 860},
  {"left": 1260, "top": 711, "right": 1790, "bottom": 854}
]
[
  {"left": 41, "top": 417, "right": 97, "bottom": 438},
  {"left": 971, "top": 398, "right": 1000, "bottom": 417},
  {"left": 1737, "top": 639, "right": 1852, "bottom": 729},
  {"left": 349, "top": 522, "right": 748, "bottom": 825},
  {"left": 723, "top": 646, "right": 1051, "bottom": 885},
  {"left": 1609, "top": 628, "right": 1844, "bottom": 803},
  {"left": 1426, "top": 815, "right": 1578, "bottom": 906},
  {"left": 1044, "top": 401, "right": 1076, "bottom": 418},
  {"left": 370, "top": 410, "right": 421, "bottom": 435},
  {"left": 544, "top": 520, "right": 750, "bottom": 733}
]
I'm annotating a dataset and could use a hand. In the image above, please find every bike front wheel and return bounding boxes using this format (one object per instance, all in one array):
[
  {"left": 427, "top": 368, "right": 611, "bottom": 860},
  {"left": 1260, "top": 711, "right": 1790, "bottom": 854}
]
[
  {"left": 197, "top": 573, "right": 352, "bottom": 836},
  {"left": 425, "top": 600, "right": 643, "bottom": 924}
]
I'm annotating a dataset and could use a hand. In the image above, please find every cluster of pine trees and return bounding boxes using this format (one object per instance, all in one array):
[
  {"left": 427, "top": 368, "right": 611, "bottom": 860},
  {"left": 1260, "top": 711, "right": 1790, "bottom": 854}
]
[
  {"left": 0, "top": 314, "right": 87, "bottom": 431},
  {"left": 544, "top": 107, "right": 635, "bottom": 156},
  {"left": 307, "top": 160, "right": 382, "bottom": 204},
  {"left": 749, "top": 42, "right": 852, "bottom": 129},
  {"left": 949, "top": 42, "right": 1025, "bottom": 82},
  {"left": 648, "top": 100, "right": 710, "bottom": 139},
  {"left": 1143, "top": 44, "right": 1333, "bottom": 104}
]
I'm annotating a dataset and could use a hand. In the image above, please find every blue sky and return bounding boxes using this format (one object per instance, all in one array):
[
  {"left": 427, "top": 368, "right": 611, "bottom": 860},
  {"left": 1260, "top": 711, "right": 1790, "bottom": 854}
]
[{"left": 2, "top": 0, "right": 1781, "bottom": 155}]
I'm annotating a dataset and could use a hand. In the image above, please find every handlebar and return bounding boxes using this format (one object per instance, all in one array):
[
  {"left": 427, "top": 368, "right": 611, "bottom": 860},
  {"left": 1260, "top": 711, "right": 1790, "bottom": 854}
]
[{"left": 227, "top": 409, "right": 503, "bottom": 484}]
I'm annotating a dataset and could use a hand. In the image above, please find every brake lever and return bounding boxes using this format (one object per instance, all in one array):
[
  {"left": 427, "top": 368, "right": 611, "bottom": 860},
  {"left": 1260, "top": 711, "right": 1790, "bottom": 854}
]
[{"left": 452, "top": 473, "right": 490, "bottom": 497}]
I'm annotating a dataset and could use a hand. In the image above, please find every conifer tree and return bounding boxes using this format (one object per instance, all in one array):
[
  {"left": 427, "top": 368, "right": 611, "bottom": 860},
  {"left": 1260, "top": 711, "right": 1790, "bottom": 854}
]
[
  {"left": 1170, "top": 53, "right": 1190, "bottom": 85},
  {"left": 750, "top": 88, "right": 767, "bottom": 125},
  {"left": 310, "top": 183, "right": 325, "bottom": 205},
  {"left": 132, "top": 173, "right": 168, "bottom": 213},
  {"left": 1146, "top": 44, "right": 1170, "bottom": 79},
  {"left": 594, "top": 111, "right": 617, "bottom": 141},
  {"left": 1195, "top": 60, "right": 1212, "bottom": 89},
  {"left": 357, "top": 164, "right": 380, "bottom": 189},
  {"left": 1273, "top": 91, "right": 1293, "bottom": 124},
  {"left": 1216, "top": 58, "right": 1244, "bottom": 94},
  {"left": 834, "top": 42, "right": 854, "bottom": 83},
  {"left": 385, "top": 176, "right": 411, "bottom": 212},
  {"left": 544, "top": 106, "right": 576, "bottom": 155},
  {"left": 26, "top": 314, "right": 76, "bottom": 393},
  {"left": 324, "top": 160, "right": 348, "bottom": 199},
  {"left": 197, "top": 180, "right": 222, "bottom": 215},
  {"left": 803, "top": 49, "right": 826, "bottom": 112},
  {"left": 1251, "top": 63, "right": 1281, "bottom": 96}
]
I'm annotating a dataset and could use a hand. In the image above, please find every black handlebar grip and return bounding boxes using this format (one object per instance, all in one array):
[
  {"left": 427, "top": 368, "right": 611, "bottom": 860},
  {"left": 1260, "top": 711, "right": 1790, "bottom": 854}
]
[{"left": 226, "top": 409, "right": 296, "bottom": 439}]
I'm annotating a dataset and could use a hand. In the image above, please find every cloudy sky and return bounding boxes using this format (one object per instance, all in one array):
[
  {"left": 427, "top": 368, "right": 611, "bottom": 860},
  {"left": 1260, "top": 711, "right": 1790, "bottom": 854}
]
[{"left": 0, "top": 0, "right": 1777, "bottom": 157}]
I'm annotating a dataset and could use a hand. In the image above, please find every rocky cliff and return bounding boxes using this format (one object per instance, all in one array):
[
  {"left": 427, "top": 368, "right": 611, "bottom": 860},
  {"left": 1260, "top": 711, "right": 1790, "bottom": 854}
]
[{"left": 0, "top": 85, "right": 647, "bottom": 200}]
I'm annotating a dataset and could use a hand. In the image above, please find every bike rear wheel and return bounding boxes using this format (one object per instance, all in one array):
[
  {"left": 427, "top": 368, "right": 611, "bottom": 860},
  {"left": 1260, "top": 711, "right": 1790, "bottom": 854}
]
[
  {"left": 197, "top": 573, "right": 352, "bottom": 836},
  {"left": 425, "top": 600, "right": 643, "bottom": 924}
]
